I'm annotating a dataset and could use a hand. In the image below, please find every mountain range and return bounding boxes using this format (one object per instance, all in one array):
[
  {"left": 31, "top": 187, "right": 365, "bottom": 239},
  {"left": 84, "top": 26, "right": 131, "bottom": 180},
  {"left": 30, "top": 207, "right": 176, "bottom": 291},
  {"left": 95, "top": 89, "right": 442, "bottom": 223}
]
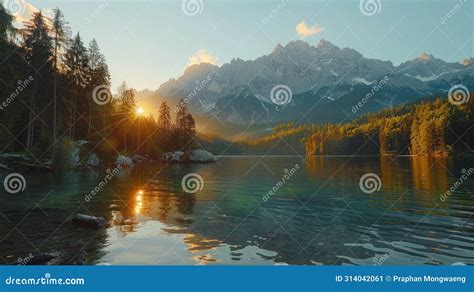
[{"left": 136, "top": 39, "right": 473, "bottom": 139}]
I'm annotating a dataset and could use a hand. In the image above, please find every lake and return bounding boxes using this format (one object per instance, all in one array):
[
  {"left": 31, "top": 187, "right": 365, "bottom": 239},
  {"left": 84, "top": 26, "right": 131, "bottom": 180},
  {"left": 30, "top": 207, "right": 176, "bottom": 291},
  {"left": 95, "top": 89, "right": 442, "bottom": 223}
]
[{"left": 0, "top": 156, "right": 473, "bottom": 265}]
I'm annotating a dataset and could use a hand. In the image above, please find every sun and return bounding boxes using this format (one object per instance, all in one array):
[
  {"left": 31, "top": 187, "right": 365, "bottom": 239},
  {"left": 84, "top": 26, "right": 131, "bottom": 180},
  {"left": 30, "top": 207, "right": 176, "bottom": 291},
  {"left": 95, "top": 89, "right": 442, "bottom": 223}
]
[{"left": 136, "top": 107, "right": 145, "bottom": 116}]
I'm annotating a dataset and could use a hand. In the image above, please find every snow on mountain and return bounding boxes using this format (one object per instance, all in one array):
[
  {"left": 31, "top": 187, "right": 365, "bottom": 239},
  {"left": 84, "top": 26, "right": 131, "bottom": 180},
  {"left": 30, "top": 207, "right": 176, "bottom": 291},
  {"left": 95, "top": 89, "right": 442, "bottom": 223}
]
[
  {"left": 140, "top": 40, "right": 472, "bottom": 127},
  {"left": 352, "top": 77, "right": 374, "bottom": 85},
  {"left": 395, "top": 53, "right": 465, "bottom": 79}
]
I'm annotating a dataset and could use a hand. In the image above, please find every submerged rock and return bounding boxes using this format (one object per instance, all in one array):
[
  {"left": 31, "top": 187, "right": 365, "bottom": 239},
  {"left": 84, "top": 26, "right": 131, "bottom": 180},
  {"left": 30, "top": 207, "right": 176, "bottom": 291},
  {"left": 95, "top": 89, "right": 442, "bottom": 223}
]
[{"left": 72, "top": 214, "right": 106, "bottom": 229}]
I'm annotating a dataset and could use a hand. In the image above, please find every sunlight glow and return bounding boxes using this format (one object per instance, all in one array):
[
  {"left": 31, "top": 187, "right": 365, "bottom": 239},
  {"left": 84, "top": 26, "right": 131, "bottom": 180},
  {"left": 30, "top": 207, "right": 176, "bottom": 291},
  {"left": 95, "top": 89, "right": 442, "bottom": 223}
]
[
  {"left": 136, "top": 190, "right": 143, "bottom": 202},
  {"left": 136, "top": 107, "right": 145, "bottom": 116},
  {"left": 135, "top": 190, "right": 144, "bottom": 214}
]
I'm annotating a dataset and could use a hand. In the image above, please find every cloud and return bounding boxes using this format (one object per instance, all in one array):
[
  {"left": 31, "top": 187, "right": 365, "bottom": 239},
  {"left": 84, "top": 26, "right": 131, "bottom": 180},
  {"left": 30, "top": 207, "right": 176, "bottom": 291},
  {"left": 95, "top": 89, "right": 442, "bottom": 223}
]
[
  {"left": 187, "top": 49, "right": 218, "bottom": 67},
  {"left": 295, "top": 21, "right": 324, "bottom": 38},
  {"left": 4, "top": 0, "right": 52, "bottom": 25}
]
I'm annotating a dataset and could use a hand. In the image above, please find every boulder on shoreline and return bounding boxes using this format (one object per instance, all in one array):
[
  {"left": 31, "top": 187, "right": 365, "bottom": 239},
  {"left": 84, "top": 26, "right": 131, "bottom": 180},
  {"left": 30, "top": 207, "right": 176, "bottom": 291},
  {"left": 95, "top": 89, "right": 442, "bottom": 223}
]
[
  {"left": 131, "top": 154, "right": 148, "bottom": 163},
  {"left": 115, "top": 155, "right": 134, "bottom": 167},
  {"left": 163, "top": 150, "right": 216, "bottom": 163},
  {"left": 64, "top": 140, "right": 102, "bottom": 169},
  {"left": 188, "top": 149, "right": 217, "bottom": 162},
  {"left": 72, "top": 214, "right": 106, "bottom": 229},
  {"left": 164, "top": 151, "right": 185, "bottom": 162}
]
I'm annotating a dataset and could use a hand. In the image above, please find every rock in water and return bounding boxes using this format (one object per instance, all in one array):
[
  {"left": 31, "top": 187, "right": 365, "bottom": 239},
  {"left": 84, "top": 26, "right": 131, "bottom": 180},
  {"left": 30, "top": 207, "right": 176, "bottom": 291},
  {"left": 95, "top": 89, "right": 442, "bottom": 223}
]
[
  {"left": 164, "top": 151, "right": 185, "bottom": 162},
  {"left": 188, "top": 150, "right": 217, "bottom": 162},
  {"left": 72, "top": 214, "right": 106, "bottom": 229},
  {"left": 131, "top": 154, "right": 148, "bottom": 163},
  {"left": 86, "top": 153, "right": 101, "bottom": 167},
  {"left": 163, "top": 150, "right": 216, "bottom": 163},
  {"left": 115, "top": 155, "right": 134, "bottom": 167}
]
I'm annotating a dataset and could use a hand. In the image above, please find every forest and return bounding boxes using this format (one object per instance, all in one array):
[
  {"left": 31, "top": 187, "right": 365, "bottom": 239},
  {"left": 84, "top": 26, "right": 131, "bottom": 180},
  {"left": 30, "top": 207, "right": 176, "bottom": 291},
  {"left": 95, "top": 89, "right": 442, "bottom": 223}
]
[
  {"left": 2, "top": 4, "right": 472, "bottom": 162},
  {"left": 0, "top": 5, "right": 196, "bottom": 166},
  {"left": 248, "top": 96, "right": 474, "bottom": 157}
]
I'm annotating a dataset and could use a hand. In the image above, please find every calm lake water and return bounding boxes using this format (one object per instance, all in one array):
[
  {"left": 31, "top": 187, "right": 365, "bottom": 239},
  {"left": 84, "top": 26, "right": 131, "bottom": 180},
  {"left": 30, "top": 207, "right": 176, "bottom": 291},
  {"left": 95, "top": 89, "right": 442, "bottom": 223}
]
[{"left": 0, "top": 156, "right": 473, "bottom": 265}]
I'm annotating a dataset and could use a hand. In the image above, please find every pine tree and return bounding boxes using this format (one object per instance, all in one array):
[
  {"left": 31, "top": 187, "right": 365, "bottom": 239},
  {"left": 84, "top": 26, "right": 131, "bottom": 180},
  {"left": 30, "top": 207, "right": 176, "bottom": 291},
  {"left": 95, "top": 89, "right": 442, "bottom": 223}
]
[
  {"left": 174, "top": 100, "right": 197, "bottom": 153},
  {"left": 0, "top": 4, "right": 14, "bottom": 42},
  {"left": 157, "top": 101, "right": 172, "bottom": 152},
  {"left": 64, "top": 33, "right": 90, "bottom": 139},
  {"left": 88, "top": 39, "right": 110, "bottom": 135},
  {"left": 175, "top": 100, "right": 188, "bottom": 151},
  {"left": 51, "top": 8, "right": 70, "bottom": 143},
  {"left": 158, "top": 101, "right": 172, "bottom": 132},
  {"left": 116, "top": 83, "right": 136, "bottom": 152},
  {"left": 22, "top": 11, "right": 54, "bottom": 147},
  {"left": 184, "top": 113, "right": 196, "bottom": 152}
]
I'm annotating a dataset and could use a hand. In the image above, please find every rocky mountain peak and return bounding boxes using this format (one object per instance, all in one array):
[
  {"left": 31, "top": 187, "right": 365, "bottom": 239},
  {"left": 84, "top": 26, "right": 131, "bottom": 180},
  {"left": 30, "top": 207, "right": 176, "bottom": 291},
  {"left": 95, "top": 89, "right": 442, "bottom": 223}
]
[
  {"left": 463, "top": 58, "right": 473, "bottom": 66},
  {"left": 272, "top": 43, "right": 285, "bottom": 54},
  {"left": 183, "top": 62, "right": 218, "bottom": 75},
  {"left": 150, "top": 39, "right": 472, "bottom": 127},
  {"left": 418, "top": 53, "right": 433, "bottom": 61},
  {"left": 317, "top": 39, "right": 339, "bottom": 51},
  {"left": 285, "top": 40, "right": 312, "bottom": 51}
]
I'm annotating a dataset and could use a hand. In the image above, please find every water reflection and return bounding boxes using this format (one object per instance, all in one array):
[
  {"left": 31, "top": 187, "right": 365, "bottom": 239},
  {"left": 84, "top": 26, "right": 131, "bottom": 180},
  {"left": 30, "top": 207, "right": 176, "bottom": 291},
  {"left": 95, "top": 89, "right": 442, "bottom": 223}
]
[
  {"left": 0, "top": 156, "right": 472, "bottom": 265},
  {"left": 97, "top": 157, "right": 473, "bottom": 265},
  {"left": 410, "top": 156, "right": 449, "bottom": 192}
]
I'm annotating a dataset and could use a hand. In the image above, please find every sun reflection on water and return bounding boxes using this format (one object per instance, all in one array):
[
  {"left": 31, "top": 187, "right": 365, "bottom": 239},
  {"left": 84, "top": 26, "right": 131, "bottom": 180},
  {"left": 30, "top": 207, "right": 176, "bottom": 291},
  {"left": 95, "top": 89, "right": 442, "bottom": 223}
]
[{"left": 135, "top": 190, "right": 144, "bottom": 214}]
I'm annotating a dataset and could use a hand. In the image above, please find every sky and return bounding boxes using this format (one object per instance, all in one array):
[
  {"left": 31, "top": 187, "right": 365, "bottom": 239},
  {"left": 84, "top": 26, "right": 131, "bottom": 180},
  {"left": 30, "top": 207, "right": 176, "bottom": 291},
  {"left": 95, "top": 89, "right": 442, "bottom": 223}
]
[{"left": 7, "top": 0, "right": 473, "bottom": 91}]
